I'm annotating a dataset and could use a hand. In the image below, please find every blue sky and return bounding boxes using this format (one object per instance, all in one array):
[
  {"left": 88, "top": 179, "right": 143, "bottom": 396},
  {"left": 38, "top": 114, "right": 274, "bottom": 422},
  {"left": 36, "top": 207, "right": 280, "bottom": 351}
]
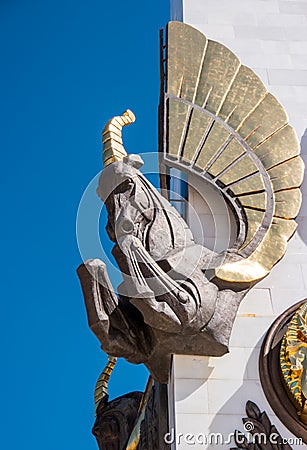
[{"left": 0, "top": 1, "right": 169, "bottom": 449}]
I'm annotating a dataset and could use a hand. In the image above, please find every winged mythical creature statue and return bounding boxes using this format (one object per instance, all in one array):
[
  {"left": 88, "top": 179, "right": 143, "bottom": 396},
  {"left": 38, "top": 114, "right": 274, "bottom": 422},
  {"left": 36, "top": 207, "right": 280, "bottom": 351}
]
[{"left": 77, "top": 22, "right": 304, "bottom": 384}]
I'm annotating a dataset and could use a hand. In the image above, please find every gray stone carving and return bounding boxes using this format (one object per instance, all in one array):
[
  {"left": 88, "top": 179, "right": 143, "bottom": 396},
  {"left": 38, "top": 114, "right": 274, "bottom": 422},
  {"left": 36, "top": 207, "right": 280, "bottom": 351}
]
[
  {"left": 77, "top": 154, "right": 247, "bottom": 383},
  {"left": 93, "top": 391, "right": 142, "bottom": 450},
  {"left": 92, "top": 381, "right": 170, "bottom": 450}
]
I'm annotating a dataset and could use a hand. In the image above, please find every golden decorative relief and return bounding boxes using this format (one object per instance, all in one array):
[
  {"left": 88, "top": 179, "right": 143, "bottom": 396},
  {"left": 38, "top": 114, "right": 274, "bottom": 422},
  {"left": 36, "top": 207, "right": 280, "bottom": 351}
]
[
  {"left": 194, "top": 40, "right": 240, "bottom": 114},
  {"left": 218, "top": 65, "right": 267, "bottom": 131},
  {"left": 254, "top": 125, "right": 300, "bottom": 170},
  {"left": 194, "top": 122, "right": 231, "bottom": 170},
  {"left": 238, "top": 192, "right": 267, "bottom": 210},
  {"left": 280, "top": 302, "right": 307, "bottom": 424},
  {"left": 268, "top": 156, "right": 304, "bottom": 192},
  {"left": 181, "top": 107, "right": 212, "bottom": 162},
  {"left": 208, "top": 139, "right": 244, "bottom": 177},
  {"left": 230, "top": 173, "right": 265, "bottom": 195},
  {"left": 218, "top": 154, "right": 258, "bottom": 186},
  {"left": 162, "top": 21, "right": 304, "bottom": 284},
  {"left": 239, "top": 93, "right": 288, "bottom": 148},
  {"left": 167, "top": 22, "right": 208, "bottom": 101}
]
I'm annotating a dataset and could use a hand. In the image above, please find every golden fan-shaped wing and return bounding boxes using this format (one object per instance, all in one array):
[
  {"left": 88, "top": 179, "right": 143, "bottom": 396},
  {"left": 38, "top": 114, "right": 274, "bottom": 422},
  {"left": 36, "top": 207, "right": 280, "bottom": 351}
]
[{"left": 160, "top": 21, "right": 304, "bottom": 284}]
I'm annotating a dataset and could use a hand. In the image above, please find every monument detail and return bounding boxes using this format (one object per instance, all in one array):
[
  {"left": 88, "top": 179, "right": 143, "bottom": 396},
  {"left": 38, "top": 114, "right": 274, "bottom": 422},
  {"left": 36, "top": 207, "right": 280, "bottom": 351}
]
[
  {"left": 77, "top": 20, "right": 305, "bottom": 449},
  {"left": 78, "top": 22, "right": 303, "bottom": 384}
]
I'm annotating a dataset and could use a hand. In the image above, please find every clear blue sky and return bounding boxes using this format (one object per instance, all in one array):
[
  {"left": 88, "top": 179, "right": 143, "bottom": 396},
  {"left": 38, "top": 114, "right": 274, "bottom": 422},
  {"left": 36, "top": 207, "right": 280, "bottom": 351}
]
[{"left": 0, "top": 1, "right": 169, "bottom": 449}]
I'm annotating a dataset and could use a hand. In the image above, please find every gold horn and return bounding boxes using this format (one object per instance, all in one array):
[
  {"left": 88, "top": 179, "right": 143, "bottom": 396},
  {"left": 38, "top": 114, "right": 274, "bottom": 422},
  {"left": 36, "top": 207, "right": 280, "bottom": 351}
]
[
  {"left": 94, "top": 355, "right": 117, "bottom": 414},
  {"left": 102, "top": 110, "right": 136, "bottom": 167}
]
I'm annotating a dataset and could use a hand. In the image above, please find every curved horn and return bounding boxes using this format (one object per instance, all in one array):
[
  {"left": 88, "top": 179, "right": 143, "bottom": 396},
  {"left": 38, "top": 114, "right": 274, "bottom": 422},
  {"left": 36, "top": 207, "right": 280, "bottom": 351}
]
[
  {"left": 94, "top": 355, "right": 117, "bottom": 414},
  {"left": 102, "top": 109, "right": 136, "bottom": 167}
]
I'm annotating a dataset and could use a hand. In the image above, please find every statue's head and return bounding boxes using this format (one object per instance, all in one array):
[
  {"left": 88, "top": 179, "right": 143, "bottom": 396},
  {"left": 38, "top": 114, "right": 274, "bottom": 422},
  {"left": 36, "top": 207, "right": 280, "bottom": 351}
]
[
  {"left": 96, "top": 154, "right": 158, "bottom": 246},
  {"left": 95, "top": 110, "right": 204, "bottom": 281},
  {"left": 96, "top": 110, "right": 154, "bottom": 246}
]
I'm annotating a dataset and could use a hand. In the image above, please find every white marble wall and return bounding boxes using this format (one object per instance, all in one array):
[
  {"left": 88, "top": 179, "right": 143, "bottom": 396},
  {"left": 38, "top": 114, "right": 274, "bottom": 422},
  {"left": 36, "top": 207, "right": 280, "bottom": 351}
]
[{"left": 169, "top": 1, "right": 307, "bottom": 449}]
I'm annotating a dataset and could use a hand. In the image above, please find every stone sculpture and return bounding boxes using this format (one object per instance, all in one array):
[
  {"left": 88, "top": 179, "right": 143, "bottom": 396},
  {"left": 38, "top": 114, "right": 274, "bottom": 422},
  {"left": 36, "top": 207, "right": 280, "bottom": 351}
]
[
  {"left": 76, "top": 21, "right": 306, "bottom": 450},
  {"left": 91, "top": 356, "right": 169, "bottom": 450},
  {"left": 77, "top": 22, "right": 303, "bottom": 384},
  {"left": 77, "top": 112, "right": 249, "bottom": 384}
]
